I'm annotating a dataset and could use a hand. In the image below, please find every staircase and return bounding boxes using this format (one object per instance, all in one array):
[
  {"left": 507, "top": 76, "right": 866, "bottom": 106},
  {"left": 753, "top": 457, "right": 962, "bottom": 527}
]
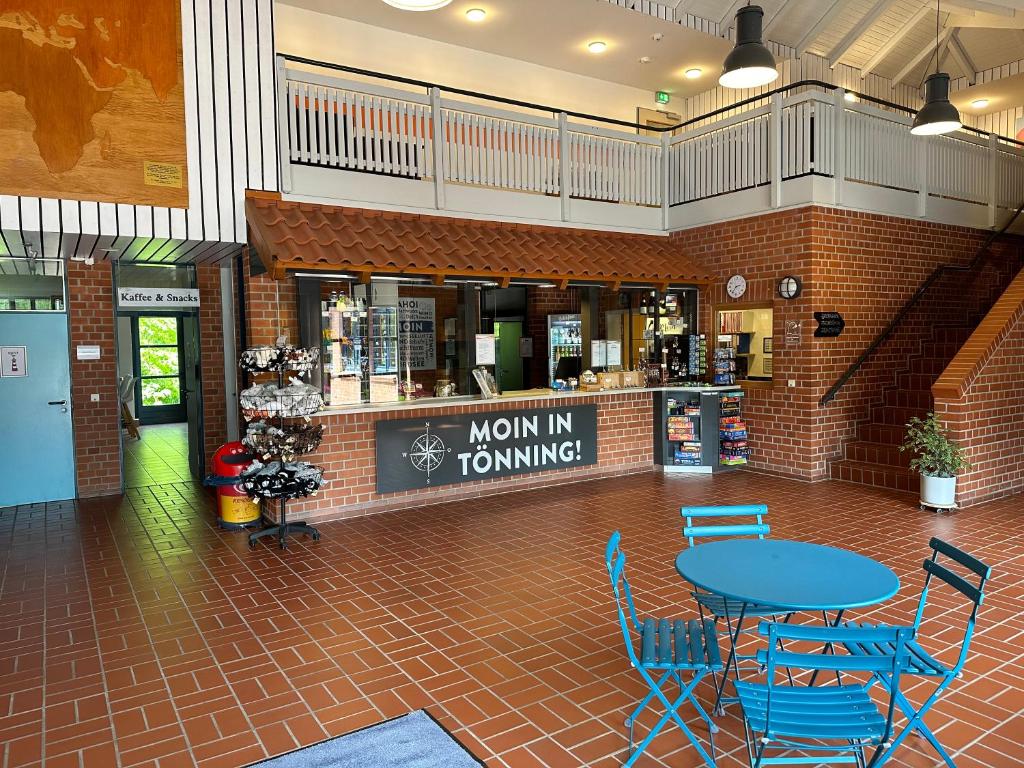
[{"left": 829, "top": 250, "right": 1024, "bottom": 494}]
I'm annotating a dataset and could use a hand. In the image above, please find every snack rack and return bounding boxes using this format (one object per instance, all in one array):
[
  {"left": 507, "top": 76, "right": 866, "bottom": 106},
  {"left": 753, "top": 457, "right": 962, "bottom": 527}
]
[{"left": 239, "top": 345, "right": 324, "bottom": 550}]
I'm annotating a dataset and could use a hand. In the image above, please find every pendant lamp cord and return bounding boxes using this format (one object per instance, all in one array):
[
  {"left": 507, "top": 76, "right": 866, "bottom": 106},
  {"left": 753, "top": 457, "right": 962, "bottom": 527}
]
[{"left": 932, "top": 0, "right": 941, "bottom": 75}]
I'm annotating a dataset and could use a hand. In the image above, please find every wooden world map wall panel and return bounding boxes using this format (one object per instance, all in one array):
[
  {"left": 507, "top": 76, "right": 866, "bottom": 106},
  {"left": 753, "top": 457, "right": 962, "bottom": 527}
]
[{"left": 0, "top": 1, "right": 188, "bottom": 208}]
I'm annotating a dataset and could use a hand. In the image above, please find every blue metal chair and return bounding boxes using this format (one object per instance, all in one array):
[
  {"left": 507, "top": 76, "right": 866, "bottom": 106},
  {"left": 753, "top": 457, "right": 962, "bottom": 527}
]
[
  {"left": 841, "top": 538, "right": 992, "bottom": 767},
  {"left": 604, "top": 531, "right": 722, "bottom": 767},
  {"left": 681, "top": 505, "right": 795, "bottom": 708},
  {"left": 736, "top": 622, "right": 912, "bottom": 767}
]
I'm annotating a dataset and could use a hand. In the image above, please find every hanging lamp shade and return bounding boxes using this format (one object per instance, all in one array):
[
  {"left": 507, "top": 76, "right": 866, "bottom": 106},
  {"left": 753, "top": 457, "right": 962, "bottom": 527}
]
[
  {"left": 719, "top": 5, "right": 778, "bottom": 89},
  {"left": 381, "top": 0, "right": 453, "bottom": 10},
  {"left": 911, "top": 72, "right": 962, "bottom": 136}
]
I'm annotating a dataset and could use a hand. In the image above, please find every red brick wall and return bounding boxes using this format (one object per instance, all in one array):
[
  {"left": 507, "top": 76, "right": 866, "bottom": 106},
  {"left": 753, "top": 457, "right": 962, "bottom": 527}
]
[
  {"left": 286, "top": 391, "right": 653, "bottom": 522},
  {"left": 674, "top": 206, "right": 1022, "bottom": 480},
  {"left": 244, "top": 250, "right": 297, "bottom": 346},
  {"left": 197, "top": 265, "right": 232, "bottom": 469},
  {"left": 525, "top": 287, "right": 581, "bottom": 387},
  {"left": 67, "top": 260, "right": 121, "bottom": 497}
]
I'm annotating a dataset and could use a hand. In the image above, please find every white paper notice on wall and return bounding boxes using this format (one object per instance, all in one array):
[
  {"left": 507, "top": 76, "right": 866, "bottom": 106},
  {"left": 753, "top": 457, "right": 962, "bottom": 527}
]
[
  {"left": 591, "top": 340, "right": 607, "bottom": 367},
  {"left": 475, "top": 334, "right": 496, "bottom": 366},
  {"left": 76, "top": 345, "right": 101, "bottom": 361},
  {"left": 606, "top": 341, "right": 622, "bottom": 367},
  {"left": 0, "top": 346, "right": 27, "bottom": 377},
  {"left": 118, "top": 288, "right": 200, "bottom": 308}
]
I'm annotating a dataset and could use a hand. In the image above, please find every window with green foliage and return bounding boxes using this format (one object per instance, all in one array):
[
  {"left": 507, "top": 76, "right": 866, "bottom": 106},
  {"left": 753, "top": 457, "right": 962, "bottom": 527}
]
[{"left": 138, "top": 317, "right": 181, "bottom": 407}]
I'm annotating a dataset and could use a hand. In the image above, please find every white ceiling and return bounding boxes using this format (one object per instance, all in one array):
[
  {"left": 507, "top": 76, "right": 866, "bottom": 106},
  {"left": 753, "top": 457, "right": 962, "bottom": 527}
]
[
  {"left": 282, "top": 0, "right": 733, "bottom": 99},
  {"left": 282, "top": 0, "right": 1024, "bottom": 110}
]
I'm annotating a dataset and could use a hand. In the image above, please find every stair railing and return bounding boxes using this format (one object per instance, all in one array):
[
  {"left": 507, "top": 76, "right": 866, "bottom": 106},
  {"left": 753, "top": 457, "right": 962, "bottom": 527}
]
[{"left": 819, "top": 201, "right": 1024, "bottom": 407}]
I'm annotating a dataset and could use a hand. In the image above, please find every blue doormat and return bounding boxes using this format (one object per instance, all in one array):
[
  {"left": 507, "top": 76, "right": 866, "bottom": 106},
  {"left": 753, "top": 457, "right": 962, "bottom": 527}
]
[{"left": 247, "top": 710, "right": 485, "bottom": 767}]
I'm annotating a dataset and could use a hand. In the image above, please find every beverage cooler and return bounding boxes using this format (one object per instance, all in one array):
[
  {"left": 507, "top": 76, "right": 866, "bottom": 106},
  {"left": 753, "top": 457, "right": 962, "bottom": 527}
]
[
  {"left": 547, "top": 313, "right": 581, "bottom": 384},
  {"left": 321, "top": 294, "right": 399, "bottom": 405}
]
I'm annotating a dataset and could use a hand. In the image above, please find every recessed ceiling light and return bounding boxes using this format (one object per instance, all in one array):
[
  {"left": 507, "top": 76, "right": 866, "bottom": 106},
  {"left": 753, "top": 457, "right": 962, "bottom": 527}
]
[
  {"left": 844, "top": 91, "right": 857, "bottom": 102},
  {"left": 684, "top": 68, "right": 702, "bottom": 79},
  {"left": 639, "top": 56, "right": 652, "bottom": 64},
  {"left": 382, "top": 0, "right": 453, "bottom": 9},
  {"left": 971, "top": 98, "right": 989, "bottom": 109},
  {"left": 465, "top": 7, "right": 486, "bottom": 22},
  {"left": 588, "top": 41, "right": 608, "bottom": 54}
]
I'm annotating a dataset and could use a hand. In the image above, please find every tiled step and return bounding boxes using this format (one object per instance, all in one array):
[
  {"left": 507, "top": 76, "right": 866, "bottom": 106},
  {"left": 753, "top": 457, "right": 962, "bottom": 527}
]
[
  {"left": 829, "top": 459, "right": 919, "bottom": 493},
  {"left": 883, "top": 388, "right": 933, "bottom": 410},
  {"left": 845, "top": 440, "right": 912, "bottom": 468},
  {"left": 870, "top": 405, "right": 929, "bottom": 425},
  {"left": 859, "top": 422, "right": 907, "bottom": 445},
  {"left": 929, "top": 326, "right": 974, "bottom": 344}
]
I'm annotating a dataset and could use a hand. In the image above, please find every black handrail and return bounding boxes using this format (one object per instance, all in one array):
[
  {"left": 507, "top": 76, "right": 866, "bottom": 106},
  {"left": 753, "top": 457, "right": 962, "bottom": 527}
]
[
  {"left": 278, "top": 54, "right": 1024, "bottom": 147},
  {"left": 819, "top": 201, "right": 1024, "bottom": 407}
]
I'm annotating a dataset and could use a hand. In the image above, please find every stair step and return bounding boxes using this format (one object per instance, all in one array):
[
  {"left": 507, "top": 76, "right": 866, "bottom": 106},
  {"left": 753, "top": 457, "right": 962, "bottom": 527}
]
[
  {"left": 897, "top": 372, "right": 938, "bottom": 391},
  {"left": 883, "top": 389, "right": 933, "bottom": 409},
  {"left": 871, "top": 405, "right": 929, "bottom": 425},
  {"left": 910, "top": 357, "right": 950, "bottom": 375},
  {"left": 830, "top": 460, "right": 919, "bottom": 493},
  {"left": 859, "top": 423, "right": 907, "bottom": 445},
  {"left": 929, "top": 326, "right": 974, "bottom": 344},
  {"left": 845, "top": 441, "right": 912, "bottom": 468}
]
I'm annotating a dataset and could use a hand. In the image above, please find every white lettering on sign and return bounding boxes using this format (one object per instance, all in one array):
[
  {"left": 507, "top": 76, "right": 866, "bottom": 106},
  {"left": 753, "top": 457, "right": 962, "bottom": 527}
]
[
  {"left": 0, "top": 346, "right": 27, "bottom": 377},
  {"left": 397, "top": 298, "right": 436, "bottom": 371},
  {"left": 118, "top": 288, "right": 200, "bottom": 308},
  {"left": 457, "top": 412, "right": 580, "bottom": 477}
]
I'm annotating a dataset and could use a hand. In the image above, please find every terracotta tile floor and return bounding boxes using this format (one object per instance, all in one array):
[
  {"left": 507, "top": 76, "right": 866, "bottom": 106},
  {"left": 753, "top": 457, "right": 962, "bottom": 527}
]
[
  {"left": 123, "top": 424, "right": 193, "bottom": 488},
  {"left": 1, "top": 471, "right": 1022, "bottom": 768}
]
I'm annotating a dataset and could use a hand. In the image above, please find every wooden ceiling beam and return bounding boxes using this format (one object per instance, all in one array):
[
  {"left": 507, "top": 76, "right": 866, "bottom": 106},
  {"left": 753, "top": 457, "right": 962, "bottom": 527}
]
[
  {"left": 891, "top": 26, "right": 953, "bottom": 85},
  {"left": 947, "top": 30, "right": 979, "bottom": 83},
  {"left": 828, "top": 0, "right": 900, "bottom": 67},
  {"left": 796, "top": 0, "right": 845, "bottom": 56},
  {"left": 859, "top": 5, "right": 933, "bottom": 77}
]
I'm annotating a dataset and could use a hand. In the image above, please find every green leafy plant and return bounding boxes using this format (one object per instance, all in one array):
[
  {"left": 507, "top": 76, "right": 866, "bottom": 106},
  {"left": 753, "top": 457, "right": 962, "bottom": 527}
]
[{"left": 900, "top": 413, "right": 969, "bottom": 478}]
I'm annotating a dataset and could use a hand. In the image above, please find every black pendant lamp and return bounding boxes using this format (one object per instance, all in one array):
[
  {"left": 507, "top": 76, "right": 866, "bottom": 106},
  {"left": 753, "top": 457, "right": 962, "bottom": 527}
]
[
  {"left": 719, "top": 5, "right": 779, "bottom": 89},
  {"left": 911, "top": 2, "right": 961, "bottom": 136}
]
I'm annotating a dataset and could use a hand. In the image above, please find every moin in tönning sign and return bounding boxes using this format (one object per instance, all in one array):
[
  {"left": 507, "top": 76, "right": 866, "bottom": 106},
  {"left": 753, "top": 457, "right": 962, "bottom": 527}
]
[{"left": 375, "top": 405, "right": 598, "bottom": 493}]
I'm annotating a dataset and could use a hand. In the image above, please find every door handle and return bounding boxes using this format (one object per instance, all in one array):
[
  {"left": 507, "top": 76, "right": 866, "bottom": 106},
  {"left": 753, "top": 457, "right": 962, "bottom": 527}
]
[{"left": 47, "top": 400, "right": 67, "bottom": 406}]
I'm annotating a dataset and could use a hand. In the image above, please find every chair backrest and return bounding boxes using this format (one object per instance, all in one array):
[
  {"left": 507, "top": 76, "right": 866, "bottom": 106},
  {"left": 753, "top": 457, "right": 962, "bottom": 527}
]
[
  {"left": 913, "top": 537, "right": 992, "bottom": 673},
  {"left": 757, "top": 622, "right": 912, "bottom": 746},
  {"left": 604, "top": 532, "right": 642, "bottom": 665},
  {"left": 680, "top": 504, "right": 770, "bottom": 547}
]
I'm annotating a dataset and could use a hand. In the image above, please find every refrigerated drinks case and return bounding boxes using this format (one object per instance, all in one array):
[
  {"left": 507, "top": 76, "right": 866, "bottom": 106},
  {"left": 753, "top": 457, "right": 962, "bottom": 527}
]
[
  {"left": 548, "top": 314, "right": 582, "bottom": 384},
  {"left": 322, "top": 294, "right": 367, "bottom": 406}
]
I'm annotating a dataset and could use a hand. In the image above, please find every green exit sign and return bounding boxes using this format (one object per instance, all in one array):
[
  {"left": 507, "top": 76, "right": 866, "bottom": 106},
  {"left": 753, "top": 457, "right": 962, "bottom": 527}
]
[{"left": 655, "top": 91, "right": 670, "bottom": 104}]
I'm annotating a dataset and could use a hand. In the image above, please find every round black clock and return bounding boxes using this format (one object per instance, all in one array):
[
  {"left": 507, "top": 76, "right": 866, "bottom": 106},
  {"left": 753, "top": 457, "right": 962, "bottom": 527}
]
[{"left": 778, "top": 275, "right": 802, "bottom": 300}]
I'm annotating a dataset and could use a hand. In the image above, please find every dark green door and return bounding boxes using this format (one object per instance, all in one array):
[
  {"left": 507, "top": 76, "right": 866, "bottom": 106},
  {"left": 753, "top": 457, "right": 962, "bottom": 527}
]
[{"left": 133, "top": 315, "right": 187, "bottom": 424}]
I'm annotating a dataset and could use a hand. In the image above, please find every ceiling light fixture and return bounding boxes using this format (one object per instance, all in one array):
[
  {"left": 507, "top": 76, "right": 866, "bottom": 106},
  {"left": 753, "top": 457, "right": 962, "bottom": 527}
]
[
  {"left": 684, "top": 68, "right": 702, "bottom": 79},
  {"left": 381, "top": 0, "right": 453, "bottom": 10},
  {"left": 970, "top": 98, "right": 989, "bottom": 109},
  {"left": 465, "top": 7, "right": 486, "bottom": 22},
  {"left": 587, "top": 40, "right": 608, "bottom": 54},
  {"left": 911, "top": 0, "right": 961, "bottom": 136},
  {"left": 719, "top": 5, "right": 778, "bottom": 89}
]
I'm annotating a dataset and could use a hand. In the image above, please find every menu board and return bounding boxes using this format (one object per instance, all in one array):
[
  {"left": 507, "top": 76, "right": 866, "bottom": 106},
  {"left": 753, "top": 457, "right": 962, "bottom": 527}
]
[
  {"left": 398, "top": 298, "right": 436, "bottom": 371},
  {"left": 475, "top": 334, "right": 496, "bottom": 365}
]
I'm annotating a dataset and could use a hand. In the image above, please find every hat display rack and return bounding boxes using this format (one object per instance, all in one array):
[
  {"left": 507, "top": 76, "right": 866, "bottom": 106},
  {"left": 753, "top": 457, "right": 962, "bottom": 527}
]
[{"left": 238, "top": 342, "right": 325, "bottom": 550}]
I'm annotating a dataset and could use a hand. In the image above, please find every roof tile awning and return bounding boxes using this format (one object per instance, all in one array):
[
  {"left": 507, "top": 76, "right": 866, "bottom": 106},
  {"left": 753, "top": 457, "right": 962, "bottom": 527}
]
[{"left": 245, "top": 193, "right": 713, "bottom": 287}]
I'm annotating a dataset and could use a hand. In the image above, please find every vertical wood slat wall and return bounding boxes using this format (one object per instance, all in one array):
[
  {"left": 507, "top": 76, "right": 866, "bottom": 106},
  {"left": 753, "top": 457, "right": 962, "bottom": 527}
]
[{"left": 0, "top": 0, "right": 278, "bottom": 256}]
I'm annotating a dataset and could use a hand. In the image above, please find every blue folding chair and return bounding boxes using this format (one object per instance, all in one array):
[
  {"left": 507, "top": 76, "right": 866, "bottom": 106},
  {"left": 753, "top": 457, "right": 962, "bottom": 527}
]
[
  {"left": 736, "top": 622, "right": 912, "bottom": 767},
  {"left": 681, "top": 505, "right": 795, "bottom": 708},
  {"left": 842, "top": 537, "right": 992, "bottom": 767},
  {"left": 604, "top": 532, "right": 722, "bottom": 767}
]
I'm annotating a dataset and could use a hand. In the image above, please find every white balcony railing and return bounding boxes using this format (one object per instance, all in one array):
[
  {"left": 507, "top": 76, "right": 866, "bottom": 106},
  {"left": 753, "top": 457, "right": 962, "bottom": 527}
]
[{"left": 278, "top": 58, "right": 1024, "bottom": 233}]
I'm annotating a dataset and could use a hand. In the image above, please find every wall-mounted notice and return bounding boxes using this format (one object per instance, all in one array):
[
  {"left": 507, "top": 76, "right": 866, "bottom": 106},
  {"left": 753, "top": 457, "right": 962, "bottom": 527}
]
[
  {"left": 519, "top": 337, "right": 533, "bottom": 358},
  {"left": 591, "top": 340, "right": 607, "bottom": 367},
  {"left": 118, "top": 288, "right": 199, "bottom": 308},
  {"left": 76, "top": 345, "right": 101, "bottom": 361},
  {"left": 0, "top": 346, "right": 27, "bottom": 377},
  {"left": 475, "top": 334, "right": 496, "bottom": 365},
  {"left": 606, "top": 341, "right": 622, "bottom": 368},
  {"left": 397, "top": 297, "right": 436, "bottom": 371}
]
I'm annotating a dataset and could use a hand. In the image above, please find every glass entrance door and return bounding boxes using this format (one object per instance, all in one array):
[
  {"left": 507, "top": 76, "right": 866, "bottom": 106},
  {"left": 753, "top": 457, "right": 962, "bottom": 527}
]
[{"left": 133, "top": 315, "right": 186, "bottom": 424}]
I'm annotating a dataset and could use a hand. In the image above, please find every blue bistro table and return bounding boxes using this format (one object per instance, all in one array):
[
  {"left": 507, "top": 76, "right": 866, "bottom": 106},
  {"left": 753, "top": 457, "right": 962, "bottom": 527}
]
[{"left": 675, "top": 539, "right": 900, "bottom": 712}]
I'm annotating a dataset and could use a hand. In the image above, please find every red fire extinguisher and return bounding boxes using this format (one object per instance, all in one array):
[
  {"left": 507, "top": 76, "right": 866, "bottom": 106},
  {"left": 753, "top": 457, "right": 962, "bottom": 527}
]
[{"left": 210, "top": 442, "right": 261, "bottom": 528}]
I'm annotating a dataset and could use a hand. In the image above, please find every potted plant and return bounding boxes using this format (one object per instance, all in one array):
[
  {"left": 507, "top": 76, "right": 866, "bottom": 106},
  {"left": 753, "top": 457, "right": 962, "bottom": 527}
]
[{"left": 900, "top": 413, "right": 969, "bottom": 509}]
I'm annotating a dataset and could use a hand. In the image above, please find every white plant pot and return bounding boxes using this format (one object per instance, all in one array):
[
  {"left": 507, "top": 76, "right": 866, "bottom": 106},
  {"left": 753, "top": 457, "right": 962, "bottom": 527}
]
[{"left": 920, "top": 473, "right": 957, "bottom": 508}]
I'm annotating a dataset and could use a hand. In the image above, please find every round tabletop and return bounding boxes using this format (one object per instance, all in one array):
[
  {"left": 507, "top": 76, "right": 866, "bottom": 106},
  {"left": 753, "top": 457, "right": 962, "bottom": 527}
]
[{"left": 674, "top": 539, "right": 899, "bottom": 612}]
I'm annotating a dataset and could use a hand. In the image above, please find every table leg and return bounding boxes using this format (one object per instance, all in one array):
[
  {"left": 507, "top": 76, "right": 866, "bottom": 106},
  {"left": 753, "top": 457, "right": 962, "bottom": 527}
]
[{"left": 713, "top": 601, "right": 747, "bottom": 715}]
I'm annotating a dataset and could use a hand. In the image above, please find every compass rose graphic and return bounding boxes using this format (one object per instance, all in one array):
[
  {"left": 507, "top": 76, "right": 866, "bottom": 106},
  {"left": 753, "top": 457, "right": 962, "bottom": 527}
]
[{"left": 403, "top": 422, "right": 451, "bottom": 484}]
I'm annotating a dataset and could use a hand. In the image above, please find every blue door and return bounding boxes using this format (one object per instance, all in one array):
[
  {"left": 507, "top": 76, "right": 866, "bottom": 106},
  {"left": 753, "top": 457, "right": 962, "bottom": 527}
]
[{"left": 0, "top": 313, "right": 77, "bottom": 506}]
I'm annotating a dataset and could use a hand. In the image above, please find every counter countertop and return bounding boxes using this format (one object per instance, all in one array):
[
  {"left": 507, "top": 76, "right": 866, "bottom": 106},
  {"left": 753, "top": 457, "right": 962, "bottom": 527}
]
[{"left": 314, "top": 385, "right": 743, "bottom": 417}]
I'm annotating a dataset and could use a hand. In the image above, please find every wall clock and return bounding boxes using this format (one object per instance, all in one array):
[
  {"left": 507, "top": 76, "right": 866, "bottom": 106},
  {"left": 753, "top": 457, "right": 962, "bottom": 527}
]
[
  {"left": 778, "top": 275, "right": 803, "bottom": 300},
  {"left": 726, "top": 274, "right": 747, "bottom": 299}
]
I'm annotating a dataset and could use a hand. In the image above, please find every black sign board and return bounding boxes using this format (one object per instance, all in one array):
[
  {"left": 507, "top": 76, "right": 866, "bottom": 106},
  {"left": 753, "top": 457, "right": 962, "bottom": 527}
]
[
  {"left": 813, "top": 311, "right": 846, "bottom": 338},
  {"left": 375, "top": 405, "right": 599, "bottom": 493}
]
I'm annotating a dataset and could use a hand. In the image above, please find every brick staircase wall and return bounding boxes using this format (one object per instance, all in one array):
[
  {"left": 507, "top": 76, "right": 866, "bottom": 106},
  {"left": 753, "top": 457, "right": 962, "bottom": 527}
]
[{"left": 932, "top": 268, "right": 1024, "bottom": 506}]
